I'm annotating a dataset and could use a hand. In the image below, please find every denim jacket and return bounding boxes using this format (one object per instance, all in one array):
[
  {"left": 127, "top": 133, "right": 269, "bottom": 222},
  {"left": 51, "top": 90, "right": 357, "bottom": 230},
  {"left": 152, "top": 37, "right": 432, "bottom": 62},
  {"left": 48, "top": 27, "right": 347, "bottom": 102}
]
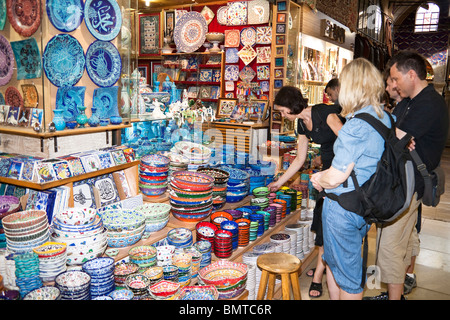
[{"left": 327, "top": 105, "right": 395, "bottom": 195}]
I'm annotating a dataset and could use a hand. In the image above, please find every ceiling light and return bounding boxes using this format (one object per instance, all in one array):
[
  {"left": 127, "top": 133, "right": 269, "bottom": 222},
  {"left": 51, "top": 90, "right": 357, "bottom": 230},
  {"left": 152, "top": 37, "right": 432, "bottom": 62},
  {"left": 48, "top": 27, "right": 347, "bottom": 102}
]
[{"left": 144, "top": 0, "right": 150, "bottom": 6}]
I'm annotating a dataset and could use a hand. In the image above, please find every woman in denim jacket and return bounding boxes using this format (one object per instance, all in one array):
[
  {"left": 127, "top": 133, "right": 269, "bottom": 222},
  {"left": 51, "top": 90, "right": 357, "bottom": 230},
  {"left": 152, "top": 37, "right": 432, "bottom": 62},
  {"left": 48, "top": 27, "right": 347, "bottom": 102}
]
[{"left": 310, "top": 58, "right": 393, "bottom": 299}]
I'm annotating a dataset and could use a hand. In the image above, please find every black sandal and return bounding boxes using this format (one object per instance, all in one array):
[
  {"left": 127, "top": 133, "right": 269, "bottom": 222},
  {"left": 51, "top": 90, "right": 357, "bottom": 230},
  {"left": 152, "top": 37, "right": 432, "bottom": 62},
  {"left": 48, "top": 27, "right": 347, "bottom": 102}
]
[{"left": 309, "top": 282, "right": 323, "bottom": 298}]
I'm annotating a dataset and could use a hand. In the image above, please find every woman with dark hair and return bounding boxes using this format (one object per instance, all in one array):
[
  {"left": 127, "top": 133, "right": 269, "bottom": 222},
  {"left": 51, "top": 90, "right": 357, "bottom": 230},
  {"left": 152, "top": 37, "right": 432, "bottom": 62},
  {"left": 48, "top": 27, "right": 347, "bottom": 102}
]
[{"left": 268, "top": 85, "right": 344, "bottom": 298}]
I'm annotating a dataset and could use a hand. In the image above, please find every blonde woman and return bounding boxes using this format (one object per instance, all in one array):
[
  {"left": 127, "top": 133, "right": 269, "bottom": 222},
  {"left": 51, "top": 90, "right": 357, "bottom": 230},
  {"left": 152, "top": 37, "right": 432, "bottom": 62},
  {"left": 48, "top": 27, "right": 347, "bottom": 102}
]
[{"left": 310, "top": 58, "right": 393, "bottom": 300}]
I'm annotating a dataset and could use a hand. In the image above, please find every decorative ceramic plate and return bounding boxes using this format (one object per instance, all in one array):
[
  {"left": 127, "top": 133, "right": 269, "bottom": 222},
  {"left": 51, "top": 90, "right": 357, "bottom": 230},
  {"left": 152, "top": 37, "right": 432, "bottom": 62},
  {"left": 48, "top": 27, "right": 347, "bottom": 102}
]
[
  {"left": 248, "top": 0, "right": 270, "bottom": 25},
  {"left": 174, "top": 11, "right": 207, "bottom": 53},
  {"left": 239, "top": 66, "right": 256, "bottom": 83},
  {"left": 6, "top": 0, "right": 42, "bottom": 37},
  {"left": 200, "top": 5, "right": 214, "bottom": 25},
  {"left": 224, "top": 65, "right": 239, "bottom": 81},
  {"left": 0, "top": 34, "right": 14, "bottom": 86},
  {"left": 56, "top": 86, "right": 86, "bottom": 122},
  {"left": 43, "top": 34, "right": 85, "bottom": 87},
  {"left": 225, "top": 48, "right": 239, "bottom": 64},
  {"left": 46, "top": 0, "right": 84, "bottom": 32},
  {"left": 256, "top": 26, "right": 272, "bottom": 44},
  {"left": 256, "top": 46, "right": 271, "bottom": 64},
  {"left": 84, "top": 0, "right": 122, "bottom": 41},
  {"left": 216, "top": 6, "right": 228, "bottom": 25},
  {"left": 240, "top": 27, "right": 256, "bottom": 47},
  {"left": 10, "top": 38, "right": 42, "bottom": 80},
  {"left": 224, "top": 29, "right": 240, "bottom": 48},
  {"left": 21, "top": 84, "right": 38, "bottom": 108},
  {"left": 0, "top": 0, "right": 6, "bottom": 30},
  {"left": 227, "top": 1, "right": 247, "bottom": 26},
  {"left": 238, "top": 45, "right": 257, "bottom": 66},
  {"left": 85, "top": 40, "right": 121, "bottom": 87},
  {"left": 5, "top": 86, "right": 23, "bottom": 108}
]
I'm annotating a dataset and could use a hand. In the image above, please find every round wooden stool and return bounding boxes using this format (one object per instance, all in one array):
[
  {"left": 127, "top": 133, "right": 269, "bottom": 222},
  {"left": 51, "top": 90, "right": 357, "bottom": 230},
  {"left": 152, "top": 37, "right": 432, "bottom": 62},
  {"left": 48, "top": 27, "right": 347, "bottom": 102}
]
[{"left": 256, "top": 252, "right": 302, "bottom": 300}]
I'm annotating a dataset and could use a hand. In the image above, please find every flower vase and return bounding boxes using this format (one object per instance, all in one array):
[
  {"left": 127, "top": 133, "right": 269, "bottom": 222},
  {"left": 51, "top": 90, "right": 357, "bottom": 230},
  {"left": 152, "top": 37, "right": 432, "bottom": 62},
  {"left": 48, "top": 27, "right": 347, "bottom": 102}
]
[
  {"left": 88, "top": 107, "right": 100, "bottom": 127},
  {"left": 76, "top": 105, "right": 88, "bottom": 128},
  {"left": 52, "top": 109, "right": 66, "bottom": 131}
]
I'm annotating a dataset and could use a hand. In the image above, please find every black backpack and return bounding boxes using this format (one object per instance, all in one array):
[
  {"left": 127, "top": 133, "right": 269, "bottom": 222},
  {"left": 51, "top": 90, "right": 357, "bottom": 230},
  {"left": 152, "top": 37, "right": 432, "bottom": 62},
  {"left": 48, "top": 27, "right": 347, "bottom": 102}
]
[{"left": 324, "top": 111, "right": 415, "bottom": 288}]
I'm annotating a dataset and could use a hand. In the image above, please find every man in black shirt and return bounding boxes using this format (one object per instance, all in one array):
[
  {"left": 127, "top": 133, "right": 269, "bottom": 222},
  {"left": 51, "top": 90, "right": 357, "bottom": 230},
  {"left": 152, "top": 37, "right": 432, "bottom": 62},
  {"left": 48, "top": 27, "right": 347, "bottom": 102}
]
[{"left": 370, "top": 51, "right": 448, "bottom": 300}]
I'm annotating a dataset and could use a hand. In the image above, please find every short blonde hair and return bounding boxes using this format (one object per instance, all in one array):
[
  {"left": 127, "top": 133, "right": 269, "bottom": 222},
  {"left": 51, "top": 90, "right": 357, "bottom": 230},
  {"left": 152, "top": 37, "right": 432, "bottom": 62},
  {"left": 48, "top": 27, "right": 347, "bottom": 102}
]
[{"left": 339, "top": 58, "right": 385, "bottom": 118}]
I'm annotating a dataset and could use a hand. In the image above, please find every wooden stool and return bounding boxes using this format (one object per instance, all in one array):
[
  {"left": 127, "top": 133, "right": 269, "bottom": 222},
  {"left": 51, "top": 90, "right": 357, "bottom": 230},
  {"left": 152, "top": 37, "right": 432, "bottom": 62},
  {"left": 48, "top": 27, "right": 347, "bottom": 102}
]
[{"left": 256, "top": 253, "right": 302, "bottom": 300}]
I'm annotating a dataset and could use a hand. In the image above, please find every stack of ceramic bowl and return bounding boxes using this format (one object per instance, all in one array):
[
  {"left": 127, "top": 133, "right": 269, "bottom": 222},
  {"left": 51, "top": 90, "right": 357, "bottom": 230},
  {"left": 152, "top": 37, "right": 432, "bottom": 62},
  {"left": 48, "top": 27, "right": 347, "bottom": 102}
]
[
  {"left": 109, "top": 288, "right": 134, "bottom": 300},
  {"left": 163, "top": 265, "right": 178, "bottom": 282},
  {"left": 125, "top": 274, "right": 151, "bottom": 298},
  {"left": 210, "top": 211, "right": 233, "bottom": 229},
  {"left": 250, "top": 197, "right": 269, "bottom": 210},
  {"left": 139, "top": 154, "right": 170, "bottom": 197},
  {"left": 283, "top": 229, "right": 298, "bottom": 256},
  {"left": 177, "top": 285, "right": 219, "bottom": 300},
  {"left": 128, "top": 245, "right": 157, "bottom": 269},
  {"left": 55, "top": 270, "right": 91, "bottom": 300},
  {"left": 174, "top": 141, "right": 212, "bottom": 168},
  {"left": 214, "top": 229, "right": 233, "bottom": 258},
  {"left": 245, "top": 264, "right": 257, "bottom": 300},
  {"left": 249, "top": 213, "right": 265, "bottom": 238},
  {"left": 265, "top": 206, "right": 277, "bottom": 227},
  {"left": 270, "top": 233, "right": 291, "bottom": 253},
  {"left": 142, "top": 266, "right": 164, "bottom": 285},
  {"left": 0, "top": 195, "right": 21, "bottom": 248},
  {"left": 245, "top": 169, "right": 266, "bottom": 193},
  {"left": 249, "top": 218, "right": 259, "bottom": 242},
  {"left": 166, "top": 152, "right": 189, "bottom": 177},
  {"left": 113, "top": 262, "right": 139, "bottom": 288},
  {"left": 194, "top": 240, "right": 212, "bottom": 269},
  {"left": 101, "top": 209, "right": 146, "bottom": 248},
  {"left": 184, "top": 246, "right": 202, "bottom": 279},
  {"left": 235, "top": 207, "right": 252, "bottom": 219},
  {"left": 220, "top": 220, "right": 239, "bottom": 250},
  {"left": 149, "top": 280, "right": 180, "bottom": 300},
  {"left": 198, "top": 260, "right": 248, "bottom": 299},
  {"left": 242, "top": 252, "right": 264, "bottom": 298},
  {"left": 291, "top": 183, "right": 308, "bottom": 207},
  {"left": 135, "top": 203, "right": 170, "bottom": 233},
  {"left": 33, "top": 242, "right": 67, "bottom": 282},
  {"left": 256, "top": 211, "right": 271, "bottom": 232},
  {"left": 277, "top": 194, "right": 292, "bottom": 215},
  {"left": 167, "top": 228, "right": 193, "bottom": 249},
  {"left": 235, "top": 218, "right": 250, "bottom": 247},
  {"left": 282, "top": 189, "right": 298, "bottom": 211},
  {"left": 23, "top": 286, "right": 61, "bottom": 300},
  {"left": 3, "top": 210, "right": 50, "bottom": 253},
  {"left": 220, "top": 166, "right": 250, "bottom": 203},
  {"left": 82, "top": 257, "right": 115, "bottom": 298},
  {"left": 197, "top": 167, "right": 230, "bottom": 210},
  {"left": 156, "top": 245, "right": 176, "bottom": 267},
  {"left": 195, "top": 222, "right": 218, "bottom": 251},
  {"left": 273, "top": 199, "right": 287, "bottom": 219},
  {"left": 13, "top": 251, "right": 42, "bottom": 298},
  {"left": 172, "top": 252, "right": 192, "bottom": 286},
  {"left": 51, "top": 207, "right": 106, "bottom": 265},
  {"left": 169, "top": 171, "right": 214, "bottom": 222},
  {"left": 286, "top": 223, "right": 304, "bottom": 259}
]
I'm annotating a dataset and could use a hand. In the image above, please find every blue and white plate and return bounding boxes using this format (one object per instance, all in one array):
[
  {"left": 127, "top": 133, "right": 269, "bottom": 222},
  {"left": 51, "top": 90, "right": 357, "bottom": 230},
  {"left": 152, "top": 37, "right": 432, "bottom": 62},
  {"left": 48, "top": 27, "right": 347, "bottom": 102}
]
[
  {"left": 10, "top": 38, "right": 42, "bottom": 80},
  {"left": 46, "top": 0, "right": 84, "bottom": 32},
  {"left": 84, "top": 0, "right": 122, "bottom": 41},
  {"left": 86, "top": 40, "right": 121, "bottom": 87},
  {"left": 173, "top": 11, "right": 207, "bottom": 53},
  {"left": 43, "top": 34, "right": 85, "bottom": 87}
]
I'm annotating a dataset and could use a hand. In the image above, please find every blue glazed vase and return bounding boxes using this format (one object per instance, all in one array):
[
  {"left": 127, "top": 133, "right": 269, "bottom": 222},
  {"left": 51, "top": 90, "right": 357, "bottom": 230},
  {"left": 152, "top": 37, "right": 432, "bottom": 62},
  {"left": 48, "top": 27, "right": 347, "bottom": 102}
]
[
  {"left": 52, "top": 109, "right": 66, "bottom": 131},
  {"left": 88, "top": 107, "right": 100, "bottom": 127},
  {"left": 76, "top": 105, "right": 88, "bottom": 128}
]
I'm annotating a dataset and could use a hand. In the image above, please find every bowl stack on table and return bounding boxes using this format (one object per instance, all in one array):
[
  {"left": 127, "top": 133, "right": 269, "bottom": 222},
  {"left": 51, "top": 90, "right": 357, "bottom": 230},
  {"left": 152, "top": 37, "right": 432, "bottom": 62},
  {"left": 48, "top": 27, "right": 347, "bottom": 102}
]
[
  {"left": 142, "top": 266, "right": 164, "bottom": 284},
  {"left": 184, "top": 246, "right": 202, "bottom": 279},
  {"left": 220, "top": 220, "right": 239, "bottom": 250},
  {"left": 213, "top": 229, "right": 233, "bottom": 258},
  {"left": 82, "top": 257, "right": 115, "bottom": 298},
  {"left": 273, "top": 199, "right": 287, "bottom": 219},
  {"left": 51, "top": 207, "right": 106, "bottom": 265},
  {"left": 109, "top": 288, "right": 134, "bottom": 300},
  {"left": 128, "top": 245, "right": 157, "bottom": 270},
  {"left": 235, "top": 218, "right": 250, "bottom": 247},
  {"left": 172, "top": 252, "right": 192, "bottom": 287},
  {"left": 166, "top": 152, "right": 189, "bottom": 177},
  {"left": 197, "top": 167, "right": 230, "bottom": 210},
  {"left": 33, "top": 242, "right": 67, "bottom": 282},
  {"left": 198, "top": 260, "right": 248, "bottom": 299},
  {"left": 101, "top": 209, "right": 146, "bottom": 248},
  {"left": 169, "top": 171, "right": 214, "bottom": 222},
  {"left": 223, "top": 209, "right": 243, "bottom": 220},
  {"left": 245, "top": 168, "right": 266, "bottom": 193},
  {"left": 23, "top": 286, "right": 61, "bottom": 300},
  {"left": 156, "top": 245, "right": 176, "bottom": 267},
  {"left": 177, "top": 285, "right": 219, "bottom": 300},
  {"left": 219, "top": 166, "right": 250, "bottom": 203},
  {"left": 173, "top": 141, "right": 212, "bottom": 170},
  {"left": 3, "top": 210, "right": 50, "bottom": 253},
  {"left": 149, "top": 280, "right": 181, "bottom": 300},
  {"left": 194, "top": 240, "right": 212, "bottom": 269},
  {"left": 167, "top": 227, "right": 193, "bottom": 249},
  {"left": 139, "top": 154, "right": 170, "bottom": 198},
  {"left": 125, "top": 274, "right": 151, "bottom": 298},
  {"left": 276, "top": 193, "right": 292, "bottom": 215},
  {"left": 249, "top": 213, "right": 265, "bottom": 238},
  {"left": 134, "top": 203, "right": 170, "bottom": 233},
  {"left": 163, "top": 265, "right": 179, "bottom": 282},
  {"left": 0, "top": 195, "right": 21, "bottom": 248},
  {"left": 195, "top": 221, "right": 218, "bottom": 252},
  {"left": 270, "top": 233, "right": 291, "bottom": 253},
  {"left": 55, "top": 270, "right": 91, "bottom": 300},
  {"left": 113, "top": 262, "right": 140, "bottom": 288},
  {"left": 13, "top": 251, "right": 42, "bottom": 298}
]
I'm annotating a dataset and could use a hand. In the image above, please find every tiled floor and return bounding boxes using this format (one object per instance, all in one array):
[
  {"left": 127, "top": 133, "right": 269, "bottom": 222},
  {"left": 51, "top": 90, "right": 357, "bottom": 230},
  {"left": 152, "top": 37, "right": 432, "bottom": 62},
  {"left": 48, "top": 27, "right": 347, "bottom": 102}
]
[{"left": 299, "top": 147, "right": 450, "bottom": 300}]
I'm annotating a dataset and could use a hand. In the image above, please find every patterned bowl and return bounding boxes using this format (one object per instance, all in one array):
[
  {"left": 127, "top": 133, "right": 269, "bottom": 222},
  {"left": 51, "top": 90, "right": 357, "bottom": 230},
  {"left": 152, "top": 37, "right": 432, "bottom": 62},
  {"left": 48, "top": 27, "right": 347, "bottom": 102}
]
[
  {"left": 177, "top": 285, "right": 219, "bottom": 300},
  {"left": 109, "top": 289, "right": 134, "bottom": 300},
  {"left": 54, "top": 207, "right": 97, "bottom": 226},
  {"left": 149, "top": 280, "right": 180, "bottom": 298},
  {"left": 2, "top": 210, "right": 48, "bottom": 230},
  {"left": 102, "top": 209, "right": 146, "bottom": 232},
  {"left": 23, "top": 286, "right": 61, "bottom": 300},
  {"left": 198, "top": 260, "right": 248, "bottom": 287}
]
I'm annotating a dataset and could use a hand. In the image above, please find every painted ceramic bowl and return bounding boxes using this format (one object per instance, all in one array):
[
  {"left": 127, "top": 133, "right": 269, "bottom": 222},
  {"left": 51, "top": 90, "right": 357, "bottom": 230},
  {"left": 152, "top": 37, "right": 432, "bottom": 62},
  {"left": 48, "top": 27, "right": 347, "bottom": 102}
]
[
  {"left": 149, "top": 280, "right": 180, "bottom": 298},
  {"left": 141, "top": 154, "right": 170, "bottom": 167},
  {"left": 54, "top": 207, "right": 97, "bottom": 226},
  {"left": 109, "top": 289, "right": 134, "bottom": 300},
  {"left": 198, "top": 260, "right": 248, "bottom": 287},
  {"left": 2, "top": 210, "right": 47, "bottom": 230},
  {"left": 101, "top": 209, "right": 146, "bottom": 232},
  {"left": 33, "top": 241, "right": 66, "bottom": 257},
  {"left": 177, "top": 285, "right": 219, "bottom": 300},
  {"left": 23, "top": 286, "right": 61, "bottom": 300}
]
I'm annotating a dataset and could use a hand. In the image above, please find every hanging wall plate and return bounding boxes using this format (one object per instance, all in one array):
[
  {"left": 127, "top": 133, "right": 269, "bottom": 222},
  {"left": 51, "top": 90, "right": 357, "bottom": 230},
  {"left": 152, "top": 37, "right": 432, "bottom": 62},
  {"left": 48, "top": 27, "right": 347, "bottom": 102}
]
[
  {"left": 43, "top": 34, "right": 85, "bottom": 87},
  {"left": 10, "top": 38, "right": 42, "bottom": 80},
  {"left": 6, "top": 0, "right": 41, "bottom": 37},
  {"left": 46, "top": 0, "right": 84, "bottom": 32},
  {"left": 0, "top": 0, "right": 6, "bottom": 30},
  {"left": 0, "top": 34, "right": 14, "bottom": 87},
  {"left": 85, "top": 40, "right": 121, "bottom": 87},
  {"left": 173, "top": 11, "right": 207, "bottom": 53},
  {"left": 84, "top": 0, "right": 122, "bottom": 41}
]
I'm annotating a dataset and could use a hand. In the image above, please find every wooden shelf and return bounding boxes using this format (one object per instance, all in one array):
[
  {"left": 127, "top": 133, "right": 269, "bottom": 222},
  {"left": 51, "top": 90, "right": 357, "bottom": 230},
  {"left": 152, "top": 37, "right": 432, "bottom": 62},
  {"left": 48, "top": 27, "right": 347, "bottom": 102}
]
[
  {"left": 174, "top": 80, "right": 220, "bottom": 85},
  {"left": 0, "top": 123, "right": 131, "bottom": 139},
  {"left": 0, "top": 160, "right": 140, "bottom": 191}
]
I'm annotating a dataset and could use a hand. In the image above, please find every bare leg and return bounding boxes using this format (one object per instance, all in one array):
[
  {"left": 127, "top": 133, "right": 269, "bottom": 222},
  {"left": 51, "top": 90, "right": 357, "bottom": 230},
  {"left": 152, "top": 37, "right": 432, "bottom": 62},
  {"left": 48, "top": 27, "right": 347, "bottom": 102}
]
[
  {"left": 387, "top": 283, "right": 404, "bottom": 300},
  {"left": 310, "top": 246, "right": 326, "bottom": 297},
  {"left": 325, "top": 265, "right": 340, "bottom": 300}
]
